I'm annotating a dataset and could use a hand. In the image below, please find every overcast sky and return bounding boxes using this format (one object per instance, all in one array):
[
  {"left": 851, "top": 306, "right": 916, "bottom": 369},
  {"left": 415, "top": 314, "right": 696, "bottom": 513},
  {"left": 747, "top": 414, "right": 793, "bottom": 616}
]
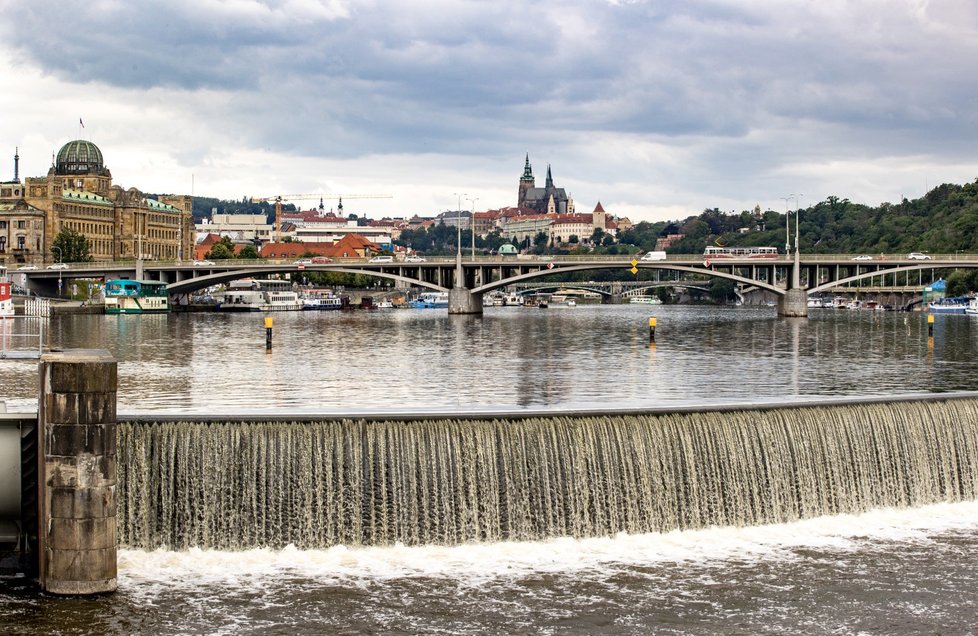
[{"left": 1, "top": 0, "right": 975, "bottom": 223}]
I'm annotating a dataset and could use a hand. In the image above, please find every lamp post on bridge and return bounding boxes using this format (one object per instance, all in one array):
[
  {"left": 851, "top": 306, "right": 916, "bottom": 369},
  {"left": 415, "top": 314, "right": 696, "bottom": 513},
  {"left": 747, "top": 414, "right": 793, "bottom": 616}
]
[
  {"left": 791, "top": 194, "right": 803, "bottom": 289},
  {"left": 453, "top": 192, "right": 466, "bottom": 287},
  {"left": 467, "top": 196, "right": 479, "bottom": 259},
  {"left": 781, "top": 195, "right": 795, "bottom": 257}
]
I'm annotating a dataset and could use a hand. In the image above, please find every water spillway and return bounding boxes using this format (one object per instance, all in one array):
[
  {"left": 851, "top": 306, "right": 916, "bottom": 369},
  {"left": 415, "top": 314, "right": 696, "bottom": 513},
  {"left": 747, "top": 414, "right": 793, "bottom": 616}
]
[{"left": 116, "top": 397, "right": 978, "bottom": 550}]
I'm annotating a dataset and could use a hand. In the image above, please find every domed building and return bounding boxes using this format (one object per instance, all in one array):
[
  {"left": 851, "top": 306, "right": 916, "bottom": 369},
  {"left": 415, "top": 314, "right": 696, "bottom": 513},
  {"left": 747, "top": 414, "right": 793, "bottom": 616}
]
[{"left": 0, "top": 139, "right": 196, "bottom": 265}]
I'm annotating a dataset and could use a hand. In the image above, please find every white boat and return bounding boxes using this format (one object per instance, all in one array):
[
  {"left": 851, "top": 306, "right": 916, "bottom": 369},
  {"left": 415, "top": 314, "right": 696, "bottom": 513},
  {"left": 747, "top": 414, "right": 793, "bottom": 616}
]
[
  {"left": 629, "top": 295, "right": 662, "bottom": 305},
  {"left": 566, "top": 299, "right": 577, "bottom": 307},
  {"left": 301, "top": 289, "right": 343, "bottom": 310},
  {"left": 375, "top": 299, "right": 394, "bottom": 309},
  {"left": 409, "top": 292, "right": 449, "bottom": 308},
  {"left": 218, "top": 279, "right": 303, "bottom": 312},
  {"left": 967, "top": 298, "right": 978, "bottom": 315},
  {"left": 0, "top": 266, "right": 13, "bottom": 319},
  {"left": 929, "top": 297, "right": 970, "bottom": 315}
]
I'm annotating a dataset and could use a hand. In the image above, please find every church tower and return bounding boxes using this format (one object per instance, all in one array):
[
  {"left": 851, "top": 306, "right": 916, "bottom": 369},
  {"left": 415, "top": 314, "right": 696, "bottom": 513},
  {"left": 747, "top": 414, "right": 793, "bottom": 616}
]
[{"left": 518, "top": 154, "right": 535, "bottom": 209}]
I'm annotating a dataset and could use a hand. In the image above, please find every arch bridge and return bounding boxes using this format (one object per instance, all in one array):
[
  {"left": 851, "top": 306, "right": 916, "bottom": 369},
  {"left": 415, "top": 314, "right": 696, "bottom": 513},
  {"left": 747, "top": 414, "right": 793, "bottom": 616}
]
[{"left": 12, "top": 253, "right": 978, "bottom": 317}]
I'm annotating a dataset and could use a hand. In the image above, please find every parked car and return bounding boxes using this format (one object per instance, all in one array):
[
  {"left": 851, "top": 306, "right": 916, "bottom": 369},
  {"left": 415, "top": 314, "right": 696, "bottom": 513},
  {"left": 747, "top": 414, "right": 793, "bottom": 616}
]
[
  {"left": 18, "top": 264, "right": 38, "bottom": 270},
  {"left": 369, "top": 255, "right": 394, "bottom": 263},
  {"left": 907, "top": 252, "right": 931, "bottom": 260},
  {"left": 193, "top": 259, "right": 215, "bottom": 266},
  {"left": 404, "top": 255, "right": 427, "bottom": 263},
  {"left": 46, "top": 262, "right": 69, "bottom": 270},
  {"left": 851, "top": 255, "right": 873, "bottom": 261}
]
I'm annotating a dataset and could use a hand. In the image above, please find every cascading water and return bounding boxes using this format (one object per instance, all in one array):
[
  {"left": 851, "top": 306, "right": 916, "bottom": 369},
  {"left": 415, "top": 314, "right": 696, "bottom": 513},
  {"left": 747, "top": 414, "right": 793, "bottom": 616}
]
[{"left": 116, "top": 398, "right": 978, "bottom": 550}]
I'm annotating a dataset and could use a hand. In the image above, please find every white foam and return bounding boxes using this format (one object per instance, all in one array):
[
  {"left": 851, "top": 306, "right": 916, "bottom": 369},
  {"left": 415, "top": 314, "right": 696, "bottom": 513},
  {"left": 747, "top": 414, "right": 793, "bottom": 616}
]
[{"left": 118, "top": 500, "right": 978, "bottom": 590}]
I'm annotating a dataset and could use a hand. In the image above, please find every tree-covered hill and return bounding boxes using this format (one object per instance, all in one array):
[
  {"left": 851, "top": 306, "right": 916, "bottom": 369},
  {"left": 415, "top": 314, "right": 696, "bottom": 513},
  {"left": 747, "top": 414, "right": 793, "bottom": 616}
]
[{"left": 642, "top": 179, "right": 978, "bottom": 256}]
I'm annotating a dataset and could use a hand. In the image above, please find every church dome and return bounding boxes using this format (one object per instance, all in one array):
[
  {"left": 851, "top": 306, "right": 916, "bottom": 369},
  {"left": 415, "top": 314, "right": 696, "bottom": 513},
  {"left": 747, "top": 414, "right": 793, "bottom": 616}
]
[{"left": 56, "top": 140, "right": 106, "bottom": 174}]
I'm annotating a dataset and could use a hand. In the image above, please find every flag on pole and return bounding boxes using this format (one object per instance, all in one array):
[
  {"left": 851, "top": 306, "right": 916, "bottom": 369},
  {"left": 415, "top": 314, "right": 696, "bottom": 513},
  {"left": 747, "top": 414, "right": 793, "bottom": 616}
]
[{"left": 79, "top": 118, "right": 85, "bottom": 128}]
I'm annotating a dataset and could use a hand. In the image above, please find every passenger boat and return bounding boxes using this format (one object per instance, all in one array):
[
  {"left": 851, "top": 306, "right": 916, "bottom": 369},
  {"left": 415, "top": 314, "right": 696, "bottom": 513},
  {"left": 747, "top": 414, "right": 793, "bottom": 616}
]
[
  {"left": 301, "top": 289, "right": 343, "bottom": 310},
  {"left": 104, "top": 279, "right": 170, "bottom": 314},
  {"left": 966, "top": 298, "right": 978, "bottom": 316},
  {"left": 0, "top": 266, "right": 13, "bottom": 319},
  {"left": 218, "top": 279, "right": 303, "bottom": 312},
  {"left": 408, "top": 291, "right": 449, "bottom": 308},
  {"left": 928, "top": 297, "right": 971, "bottom": 315},
  {"left": 629, "top": 295, "right": 663, "bottom": 305}
]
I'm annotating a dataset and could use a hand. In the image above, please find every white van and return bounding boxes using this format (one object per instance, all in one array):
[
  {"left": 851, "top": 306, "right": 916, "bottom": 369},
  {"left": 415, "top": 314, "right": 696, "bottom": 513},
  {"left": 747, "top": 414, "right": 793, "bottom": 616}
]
[
  {"left": 640, "top": 251, "right": 667, "bottom": 261},
  {"left": 368, "top": 255, "right": 394, "bottom": 263}
]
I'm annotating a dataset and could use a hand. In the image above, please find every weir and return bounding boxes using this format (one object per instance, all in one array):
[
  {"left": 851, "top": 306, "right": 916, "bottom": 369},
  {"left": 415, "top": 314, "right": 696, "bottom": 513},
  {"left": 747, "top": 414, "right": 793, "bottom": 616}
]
[{"left": 116, "top": 396, "right": 978, "bottom": 550}]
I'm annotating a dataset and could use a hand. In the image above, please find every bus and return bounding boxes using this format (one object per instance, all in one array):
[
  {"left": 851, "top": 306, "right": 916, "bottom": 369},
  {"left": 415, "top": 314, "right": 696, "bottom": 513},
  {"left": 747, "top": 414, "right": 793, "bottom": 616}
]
[
  {"left": 103, "top": 279, "right": 170, "bottom": 314},
  {"left": 703, "top": 246, "right": 780, "bottom": 259}
]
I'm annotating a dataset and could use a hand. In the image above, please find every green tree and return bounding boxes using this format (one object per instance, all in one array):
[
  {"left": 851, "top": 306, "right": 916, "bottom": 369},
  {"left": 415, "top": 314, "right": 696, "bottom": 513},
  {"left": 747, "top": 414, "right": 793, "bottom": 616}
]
[
  {"left": 205, "top": 236, "right": 235, "bottom": 260},
  {"left": 238, "top": 244, "right": 259, "bottom": 259},
  {"left": 52, "top": 226, "right": 92, "bottom": 263}
]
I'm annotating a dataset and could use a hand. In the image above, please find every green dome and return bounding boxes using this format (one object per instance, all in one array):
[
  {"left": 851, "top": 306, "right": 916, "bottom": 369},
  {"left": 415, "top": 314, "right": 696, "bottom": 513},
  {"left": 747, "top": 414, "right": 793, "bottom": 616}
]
[{"left": 56, "top": 140, "right": 105, "bottom": 174}]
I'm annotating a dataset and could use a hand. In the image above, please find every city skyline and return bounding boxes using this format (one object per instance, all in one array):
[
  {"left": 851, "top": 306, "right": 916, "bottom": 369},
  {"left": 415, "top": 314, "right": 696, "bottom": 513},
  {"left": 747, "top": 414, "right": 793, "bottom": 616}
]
[{"left": 1, "top": 1, "right": 976, "bottom": 223}]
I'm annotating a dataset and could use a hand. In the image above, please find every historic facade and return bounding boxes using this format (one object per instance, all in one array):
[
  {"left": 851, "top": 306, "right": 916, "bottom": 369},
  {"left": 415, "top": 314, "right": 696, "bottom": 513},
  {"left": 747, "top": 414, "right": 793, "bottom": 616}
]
[
  {"left": 517, "top": 155, "right": 574, "bottom": 215},
  {"left": 0, "top": 140, "right": 194, "bottom": 266}
]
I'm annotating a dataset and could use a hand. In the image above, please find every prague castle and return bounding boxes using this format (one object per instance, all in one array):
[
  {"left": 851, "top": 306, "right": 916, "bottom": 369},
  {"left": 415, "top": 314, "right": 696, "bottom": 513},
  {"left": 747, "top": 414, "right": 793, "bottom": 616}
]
[{"left": 0, "top": 140, "right": 194, "bottom": 266}]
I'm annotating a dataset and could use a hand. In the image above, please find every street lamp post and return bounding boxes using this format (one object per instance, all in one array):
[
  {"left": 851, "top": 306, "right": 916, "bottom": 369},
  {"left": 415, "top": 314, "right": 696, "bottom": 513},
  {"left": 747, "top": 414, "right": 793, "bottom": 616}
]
[
  {"left": 781, "top": 195, "right": 795, "bottom": 256},
  {"left": 791, "top": 194, "right": 803, "bottom": 289},
  {"left": 52, "top": 245, "right": 63, "bottom": 298},
  {"left": 467, "top": 197, "right": 478, "bottom": 259},
  {"left": 453, "top": 192, "right": 466, "bottom": 287}
]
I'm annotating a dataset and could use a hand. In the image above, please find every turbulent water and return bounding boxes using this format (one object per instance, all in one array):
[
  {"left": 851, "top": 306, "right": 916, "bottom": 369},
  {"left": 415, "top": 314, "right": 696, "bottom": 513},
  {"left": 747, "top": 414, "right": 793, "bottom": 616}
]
[{"left": 3, "top": 306, "right": 978, "bottom": 634}]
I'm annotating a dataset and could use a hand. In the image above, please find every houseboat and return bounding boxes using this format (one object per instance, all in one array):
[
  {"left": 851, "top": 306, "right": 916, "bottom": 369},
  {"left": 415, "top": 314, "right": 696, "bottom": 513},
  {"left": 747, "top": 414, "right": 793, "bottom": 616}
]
[
  {"left": 218, "top": 279, "right": 303, "bottom": 312},
  {"left": 103, "top": 279, "right": 170, "bottom": 314}
]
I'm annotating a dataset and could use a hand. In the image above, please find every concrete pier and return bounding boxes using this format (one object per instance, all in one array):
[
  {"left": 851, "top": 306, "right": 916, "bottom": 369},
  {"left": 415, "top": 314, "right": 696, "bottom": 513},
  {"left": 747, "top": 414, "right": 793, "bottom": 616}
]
[
  {"left": 778, "top": 288, "right": 809, "bottom": 318},
  {"left": 38, "top": 349, "right": 117, "bottom": 595},
  {"left": 448, "top": 287, "right": 483, "bottom": 315}
]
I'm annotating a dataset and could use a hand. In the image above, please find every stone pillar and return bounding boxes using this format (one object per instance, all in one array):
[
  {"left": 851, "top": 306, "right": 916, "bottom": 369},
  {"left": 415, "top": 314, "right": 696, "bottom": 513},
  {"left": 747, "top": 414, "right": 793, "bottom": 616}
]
[
  {"left": 38, "top": 349, "right": 117, "bottom": 595},
  {"left": 448, "top": 287, "right": 483, "bottom": 315},
  {"left": 778, "top": 288, "right": 809, "bottom": 318}
]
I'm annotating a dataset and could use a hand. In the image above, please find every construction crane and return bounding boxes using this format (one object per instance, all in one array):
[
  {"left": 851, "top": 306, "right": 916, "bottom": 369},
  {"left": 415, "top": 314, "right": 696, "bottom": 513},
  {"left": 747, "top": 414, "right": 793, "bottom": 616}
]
[{"left": 250, "top": 193, "right": 393, "bottom": 242}]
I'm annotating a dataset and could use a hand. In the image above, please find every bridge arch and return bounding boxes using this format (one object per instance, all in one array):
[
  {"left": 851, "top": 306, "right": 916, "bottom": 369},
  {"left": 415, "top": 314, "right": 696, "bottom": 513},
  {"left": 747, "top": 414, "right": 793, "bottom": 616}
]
[
  {"left": 473, "top": 264, "right": 786, "bottom": 296},
  {"left": 808, "top": 264, "right": 941, "bottom": 294},
  {"left": 165, "top": 266, "right": 446, "bottom": 295}
]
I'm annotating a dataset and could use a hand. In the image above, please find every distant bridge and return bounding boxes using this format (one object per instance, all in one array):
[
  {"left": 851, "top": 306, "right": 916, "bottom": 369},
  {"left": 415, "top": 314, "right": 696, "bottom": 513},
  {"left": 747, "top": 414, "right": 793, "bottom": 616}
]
[{"left": 11, "top": 252, "right": 976, "bottom": 315}]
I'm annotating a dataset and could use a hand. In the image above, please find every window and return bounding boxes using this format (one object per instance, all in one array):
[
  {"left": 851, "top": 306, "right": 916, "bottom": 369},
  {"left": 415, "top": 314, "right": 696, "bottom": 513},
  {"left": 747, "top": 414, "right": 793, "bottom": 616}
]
[
  {"left": 0, "top": 237, "right": 5, "bottom": 252},
  {"left": 17, "top": 236, "right": 26, "bottom": 250}
]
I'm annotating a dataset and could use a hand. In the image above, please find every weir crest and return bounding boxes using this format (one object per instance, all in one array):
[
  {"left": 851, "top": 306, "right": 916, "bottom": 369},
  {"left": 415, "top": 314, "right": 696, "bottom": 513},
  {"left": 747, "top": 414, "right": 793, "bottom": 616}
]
[{"left": 116, "top": 398, "right": 978, "bottom": 550}]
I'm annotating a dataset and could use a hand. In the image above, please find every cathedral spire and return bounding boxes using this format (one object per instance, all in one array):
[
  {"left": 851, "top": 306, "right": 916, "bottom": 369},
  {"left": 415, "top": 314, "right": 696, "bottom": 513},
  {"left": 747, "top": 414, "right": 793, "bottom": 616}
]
[
  {"left": 545, "top": 164, "right": 554, "bottom": 188},
  {"left": 14, "top": 147, "right": 19, "bottom": 182},
  {"left": 521, "top": 153, "right": 534, "bottom": 181}
]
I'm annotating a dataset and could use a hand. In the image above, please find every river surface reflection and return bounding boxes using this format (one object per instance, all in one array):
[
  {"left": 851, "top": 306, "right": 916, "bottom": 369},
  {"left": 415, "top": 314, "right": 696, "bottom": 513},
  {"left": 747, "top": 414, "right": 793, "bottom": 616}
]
[{"left": 1, "top": 304, "right": 975, "bottom": 413}]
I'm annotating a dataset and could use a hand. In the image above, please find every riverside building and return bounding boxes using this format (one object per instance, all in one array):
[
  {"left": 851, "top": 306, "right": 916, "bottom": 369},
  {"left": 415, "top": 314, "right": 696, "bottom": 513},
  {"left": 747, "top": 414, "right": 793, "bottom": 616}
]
[{"left": 0, "top": 141, "right": 194, "bottom": 266}]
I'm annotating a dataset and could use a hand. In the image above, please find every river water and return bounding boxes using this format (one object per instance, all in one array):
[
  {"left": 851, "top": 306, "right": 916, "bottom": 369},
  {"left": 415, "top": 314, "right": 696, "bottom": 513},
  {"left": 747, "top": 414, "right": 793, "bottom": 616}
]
[{"left": 2, "top": 305, "right": 978, "bottom": 634}]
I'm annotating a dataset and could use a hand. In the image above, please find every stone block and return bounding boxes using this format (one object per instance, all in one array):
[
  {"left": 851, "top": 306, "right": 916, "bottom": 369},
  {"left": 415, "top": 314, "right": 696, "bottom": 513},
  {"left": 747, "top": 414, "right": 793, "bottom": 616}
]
[
  {"left": 43, "top": 392, "right": 117, "bottom": 426},
  {"left": 45, "top": 454, "right": 117, "bottom": 489},
  {"left": 44, "top": 547, "right": 117, "bottom": 593},
  {"left": 47, "top": 517, "right": 116, "bottom": 550},
  {"left": 45, "top": 423, "right": 116, "bottom": 456},
  {"left": 49, "top": 486, "right": 116, "bottom": 519}
]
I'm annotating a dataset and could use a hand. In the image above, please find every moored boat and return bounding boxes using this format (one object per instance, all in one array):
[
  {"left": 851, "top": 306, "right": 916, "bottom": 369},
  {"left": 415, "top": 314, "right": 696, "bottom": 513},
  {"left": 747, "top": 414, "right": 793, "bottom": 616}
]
[
  {"left": 408, "top": 291, "right": 449, "bottom": 308},
  {"left": 929, "top": 297, "right": 970, "bottom": 314},
  {"left": 104, "top": 279, "right": 170, "bottom": 314},
  {"left": 218, "top": 279, "right": 303, "bottom": 312},
  {"left": 301, "top": 289, "right": 343, "bottom": 310},
  {"left": 0, "top": 266, "right": 13, "bottom": 319}
]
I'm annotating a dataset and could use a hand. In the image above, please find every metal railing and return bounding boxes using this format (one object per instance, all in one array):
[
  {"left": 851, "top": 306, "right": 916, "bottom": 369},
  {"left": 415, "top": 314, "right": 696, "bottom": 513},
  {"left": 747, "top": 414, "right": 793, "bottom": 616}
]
[{"left": 0, "top": 316, "right": 46, "bottom": 360}]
